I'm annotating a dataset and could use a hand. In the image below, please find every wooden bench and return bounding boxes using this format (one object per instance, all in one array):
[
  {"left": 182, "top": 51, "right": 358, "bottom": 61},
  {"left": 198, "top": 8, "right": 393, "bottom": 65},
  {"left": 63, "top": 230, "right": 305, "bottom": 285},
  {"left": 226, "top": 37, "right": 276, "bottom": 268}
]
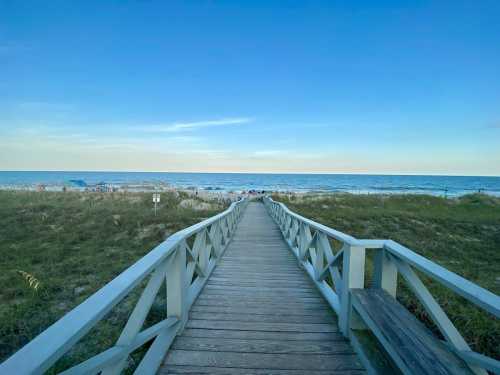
[{"left": 351, "top": 289, "right": 473, "bottom": 375}]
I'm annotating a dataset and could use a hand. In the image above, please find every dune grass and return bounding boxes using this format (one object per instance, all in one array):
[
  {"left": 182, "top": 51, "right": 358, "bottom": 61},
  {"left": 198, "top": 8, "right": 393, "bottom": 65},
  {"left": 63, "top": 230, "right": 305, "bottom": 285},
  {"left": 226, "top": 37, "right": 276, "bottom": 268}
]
[
  {"left": 1, "top": 190, "right": 498, "bottom": 370},
  {"left": 272, "top": 192, "right": 500, "bottom": 360},
  {"left": 0, "top": 190, "right": 227, "bottom": 372}
]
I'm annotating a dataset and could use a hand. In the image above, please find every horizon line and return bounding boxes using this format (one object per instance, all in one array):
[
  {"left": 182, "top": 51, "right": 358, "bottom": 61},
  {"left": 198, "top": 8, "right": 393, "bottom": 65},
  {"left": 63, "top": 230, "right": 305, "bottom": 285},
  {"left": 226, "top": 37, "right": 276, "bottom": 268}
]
[{"left": 0, "top": 169, "right": 499, "bottom": 178}]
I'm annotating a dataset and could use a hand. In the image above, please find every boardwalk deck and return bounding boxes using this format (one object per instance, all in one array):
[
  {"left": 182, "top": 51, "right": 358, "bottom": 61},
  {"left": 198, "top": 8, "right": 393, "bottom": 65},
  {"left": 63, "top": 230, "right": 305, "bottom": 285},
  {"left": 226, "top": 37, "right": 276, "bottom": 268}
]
[
  {"left": 2, "top": 197, "right": 496, "bottom": 374},
  {"left": 159, "top": 202, "right": 365, "bottom": 374}
]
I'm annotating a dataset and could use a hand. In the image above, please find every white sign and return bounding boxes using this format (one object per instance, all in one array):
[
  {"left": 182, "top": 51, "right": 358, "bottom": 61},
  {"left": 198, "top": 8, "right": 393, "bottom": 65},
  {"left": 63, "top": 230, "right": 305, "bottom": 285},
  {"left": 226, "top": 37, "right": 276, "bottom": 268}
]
[{"left": 153, "top": 193, "right": 160, "bottom": 203}]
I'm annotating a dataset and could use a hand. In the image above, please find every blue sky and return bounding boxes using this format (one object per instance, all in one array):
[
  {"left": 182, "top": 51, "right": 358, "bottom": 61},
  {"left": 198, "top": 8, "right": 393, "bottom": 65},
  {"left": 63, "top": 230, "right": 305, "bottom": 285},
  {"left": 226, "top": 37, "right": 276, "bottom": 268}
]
[{"left": 1, "top": 0, "right": 499, "bottom": 175}]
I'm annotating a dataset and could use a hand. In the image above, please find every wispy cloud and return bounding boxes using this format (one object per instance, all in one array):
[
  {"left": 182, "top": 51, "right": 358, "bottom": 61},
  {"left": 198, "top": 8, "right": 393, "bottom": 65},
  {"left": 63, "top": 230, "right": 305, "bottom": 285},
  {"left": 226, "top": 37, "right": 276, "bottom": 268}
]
[
  {"left": 139, "top": 117, "right": 253, "bottom": 133},
  {"left": 253, "top": 150, "right": 286, "bottom": 157},
  {"left": 1, "top": 125, "right": 207, "bottom": 155}
]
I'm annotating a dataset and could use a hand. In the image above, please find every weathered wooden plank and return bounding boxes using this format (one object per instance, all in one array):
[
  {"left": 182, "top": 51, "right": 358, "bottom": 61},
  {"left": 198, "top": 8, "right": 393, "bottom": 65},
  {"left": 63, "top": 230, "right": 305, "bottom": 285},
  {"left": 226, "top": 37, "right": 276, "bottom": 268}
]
[
  {"left": 206, "top": 286, "right": 318, "bottom": 293},
  {"left": 192, "top": 299, "right": 329, "bottom": 309},
  {"left": 222, "top": 251, "right": 294, "bottom": 254},
  {"left": 172, "top": 336, "right": 353, "bottom": 354},
  {"left": 215, "top": 269, "right": 302, "bottom": 275},
  {"left": 181, "top": 328, "right": 344, "bottom": 341},
  {"left": 203, "top": 285, "right": 319, "bottom": 294},
  {"left": 212, "top": 266, "right": 303, "bottom": 273},
  {"left": 198, "top": 284, "right": 321, "bottom": 294},
  {"left": 200, "top": 291, "right": 321, "bottom": 299},
  {"left": 209, "top": 273, "right": 309, "bottom": 281},
  {"left": 195, "top": 295, "right": 325, "bottom": 303},
  {"left": 206, "top": 280, "right": 315, "bottom": 287},
  {"left": 210, "top": 273, "right": 305, "bottom": 281},
  {"left": 211, "top": 270, "right": 305, "bottom": 277},
  {"left": 219, "top": 261, "right": 299, "bottom": 267},
  {"left": 204, "top": 285, "right": 320, "bottom": 297},
  {"left": 222, "top": 252, "right": 294, "bottom": 257},
  {"left": 351, "top": 289, "right": 472, "bottom": 375},
  {"left": 188, "top": 311, "right": 335, "bottom": 324},
  {"left": 193, "top": 300, "right": 327, "bottom": 309},
  {"left": 208, "top": 275, "right": 308, "bottom": 281},
  {"left": 189, "top": 304, "right": 335, "bottom": 316},
  {"left": 211, "top": 269, "right": 304, "bottom": 275},
  {"left": 222, "top": 253, "right": 294, "bottom": 258},
  {"left": 217, "top": 262, "right": 299, "bottom": 268},
  {"left": 214, "top": 264, "right": 303, "bottom": 271},
  {"left": 207, "top": 279, "right": 314, "bottom": 288},
  {"left": 223, "top": 252, "right": 291, "bottom": 256},
  {"left": 160, "top": 365, "right": 365, "bottom": 374},
  {"left": 186, "top": 319, "right": 338, "bottom": 332},
  {"left": 218, "top": 262, "right": 299, "bottom": 267},
  {"left": 165, "top": 350, "right": 363, "bottom": 371}
]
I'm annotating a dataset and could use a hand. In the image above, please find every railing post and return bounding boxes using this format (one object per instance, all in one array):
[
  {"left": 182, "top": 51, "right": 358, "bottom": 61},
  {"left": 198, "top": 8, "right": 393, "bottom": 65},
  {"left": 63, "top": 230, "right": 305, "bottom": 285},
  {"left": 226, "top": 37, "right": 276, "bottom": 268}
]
[
  {"left": 314, "top": 233, "right": 324, "bottom": 281},
  {"left": 298, "top": 223, "right": 306, "bottom": 261},
  {"left": 166, "top": 244, "right": 187, "bottom": 331},
  {"left": 199, "top": 229, "right": 210, "bottom": 272},
  {"left": 229, "top": 211, "right": 235, "bottom": 232},
  {"left": 372, "top": 248, "right": 398, "bottom": 297},
  {"left": 339, "top": 243, "right": 366, "bottom": 336}
]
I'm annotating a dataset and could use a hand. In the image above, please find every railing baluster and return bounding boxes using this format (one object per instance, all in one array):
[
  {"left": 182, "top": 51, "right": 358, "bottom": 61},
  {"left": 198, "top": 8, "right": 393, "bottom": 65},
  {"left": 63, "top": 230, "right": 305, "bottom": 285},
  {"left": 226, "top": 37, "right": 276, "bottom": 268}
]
[
  {"left": 372, "top": 248, "right": 397, "bottom": 297},
  {"left": 186, "top": 236, "right": 203, "bottom": 283},
  {"left": 290, "top": 219, "right": 300, "bottom": 254},
  {"left": 339, "top": 243, "right": 366, "bottom": 336},
  {"left": 166, "top": 244, "right": 187, "bottom": 330},
  {"left": 313, "top": 232, "right": 324, "bottom": 280},
  {"left": 203, "top": 225, "right": 215, "bottom": 267},
  {"left": 299, "top": 223, "right": 312, "bottom": 262}
]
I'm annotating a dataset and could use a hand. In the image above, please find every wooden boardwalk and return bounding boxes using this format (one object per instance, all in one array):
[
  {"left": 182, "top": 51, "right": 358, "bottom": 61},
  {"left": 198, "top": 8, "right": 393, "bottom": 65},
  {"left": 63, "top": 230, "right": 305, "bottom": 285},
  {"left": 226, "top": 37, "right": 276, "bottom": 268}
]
[
  {"left": 3, "top": 198, "right": 495, "bottom": 374},
  {"left": 160, "top": 202, "right": 365, "bottom": 374}
]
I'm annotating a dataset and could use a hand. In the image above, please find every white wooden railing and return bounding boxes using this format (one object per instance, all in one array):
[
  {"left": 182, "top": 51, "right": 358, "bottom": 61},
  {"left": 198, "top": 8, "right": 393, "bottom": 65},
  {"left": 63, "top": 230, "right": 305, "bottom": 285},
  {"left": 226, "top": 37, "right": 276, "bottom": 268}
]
[
  {"left": 263, "top": 196, "right": 500, "bottom": 375},
  {"left": 0, "top": 198, "right": 248, "bottom": 375}
]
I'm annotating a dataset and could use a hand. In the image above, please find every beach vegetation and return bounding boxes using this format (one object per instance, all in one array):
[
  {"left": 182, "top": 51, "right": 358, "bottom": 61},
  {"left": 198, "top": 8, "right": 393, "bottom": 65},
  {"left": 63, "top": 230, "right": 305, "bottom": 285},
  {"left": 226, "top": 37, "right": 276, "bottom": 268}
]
[{"left": 0, "top": 190, "right": 227, "bottom": 372}]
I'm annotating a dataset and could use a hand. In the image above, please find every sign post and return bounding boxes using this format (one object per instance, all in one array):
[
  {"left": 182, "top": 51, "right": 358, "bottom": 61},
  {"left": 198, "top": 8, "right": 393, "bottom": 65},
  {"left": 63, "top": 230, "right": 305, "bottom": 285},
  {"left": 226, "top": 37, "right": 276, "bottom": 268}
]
[{"left": 153, "top": 193, "right": 160, "bottom": 216}]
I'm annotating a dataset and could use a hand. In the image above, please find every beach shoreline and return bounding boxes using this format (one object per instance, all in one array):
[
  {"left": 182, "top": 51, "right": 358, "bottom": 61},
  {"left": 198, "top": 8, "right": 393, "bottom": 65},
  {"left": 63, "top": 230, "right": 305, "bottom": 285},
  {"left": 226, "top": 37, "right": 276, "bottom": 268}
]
[
  {"left": 1, "top": 171, "right": 499, "bottom": 197},
  {"left": 0, "top": 184, "right": 498, "bottom": 200}
]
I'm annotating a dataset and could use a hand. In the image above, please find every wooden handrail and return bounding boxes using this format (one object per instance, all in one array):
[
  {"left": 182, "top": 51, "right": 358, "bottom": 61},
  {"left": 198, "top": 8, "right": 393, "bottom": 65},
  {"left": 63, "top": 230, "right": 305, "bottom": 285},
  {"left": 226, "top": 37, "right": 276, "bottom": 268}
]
[
  {"left": 384, "top": 240, "right": 500, "bottom": 317},
  {"left": 0, "top": 198, "right": 248, "bottom": 375},
  {"left": 263, "top": 196, "right": 499, "bottom": 374}
]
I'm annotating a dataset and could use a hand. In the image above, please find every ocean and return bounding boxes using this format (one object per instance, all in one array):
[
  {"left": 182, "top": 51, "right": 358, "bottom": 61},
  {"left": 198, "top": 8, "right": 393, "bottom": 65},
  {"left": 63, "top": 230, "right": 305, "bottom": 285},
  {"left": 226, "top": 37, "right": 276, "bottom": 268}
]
[{"left": 0, "top": 171, "right": 499, "bottom": 197}]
